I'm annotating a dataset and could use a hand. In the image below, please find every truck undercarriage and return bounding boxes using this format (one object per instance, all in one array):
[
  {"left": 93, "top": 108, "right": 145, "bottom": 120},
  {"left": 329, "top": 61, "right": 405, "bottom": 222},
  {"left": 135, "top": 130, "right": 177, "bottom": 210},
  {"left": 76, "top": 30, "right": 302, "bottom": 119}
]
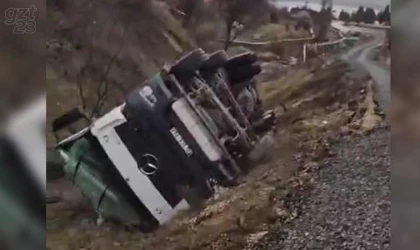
[{"left": 53, "top": 49, "right": 277, "bottom": 231}]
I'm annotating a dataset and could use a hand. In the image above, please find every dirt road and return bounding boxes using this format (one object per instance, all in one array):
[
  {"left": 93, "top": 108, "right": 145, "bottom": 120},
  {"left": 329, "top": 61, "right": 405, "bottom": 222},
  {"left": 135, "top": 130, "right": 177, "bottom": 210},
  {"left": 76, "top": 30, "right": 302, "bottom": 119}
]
[{"left": 333, "top": 22, "right": 390, "bottom": 115}]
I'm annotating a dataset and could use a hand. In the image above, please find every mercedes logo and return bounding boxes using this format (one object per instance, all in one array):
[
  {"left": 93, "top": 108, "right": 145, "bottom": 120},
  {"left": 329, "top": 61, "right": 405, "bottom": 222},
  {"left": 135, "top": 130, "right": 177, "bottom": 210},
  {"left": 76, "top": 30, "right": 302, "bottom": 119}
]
[{"left": 139, "top": 154, "right": 159, "bottom": 176}]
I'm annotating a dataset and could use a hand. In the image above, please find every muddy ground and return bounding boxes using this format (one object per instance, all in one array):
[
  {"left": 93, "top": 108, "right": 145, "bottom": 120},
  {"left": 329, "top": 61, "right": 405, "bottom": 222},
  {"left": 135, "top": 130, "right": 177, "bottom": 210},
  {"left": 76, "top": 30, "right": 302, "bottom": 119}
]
[{"left": 47, "top": 58, "right": 384, "bottom": 250}]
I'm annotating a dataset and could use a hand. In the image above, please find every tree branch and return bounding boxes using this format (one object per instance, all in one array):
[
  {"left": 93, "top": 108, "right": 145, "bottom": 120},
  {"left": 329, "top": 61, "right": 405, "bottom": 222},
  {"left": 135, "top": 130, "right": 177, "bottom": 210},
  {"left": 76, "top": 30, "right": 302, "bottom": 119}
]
[{"left": 89, "top": 49, "right": 122, "bottom": 119}]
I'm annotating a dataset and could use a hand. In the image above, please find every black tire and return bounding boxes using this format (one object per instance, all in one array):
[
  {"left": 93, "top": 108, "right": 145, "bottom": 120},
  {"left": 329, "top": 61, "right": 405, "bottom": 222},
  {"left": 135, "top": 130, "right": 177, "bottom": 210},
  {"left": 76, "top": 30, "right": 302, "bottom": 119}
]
[
  {"left": 228, "top": 64, "right": 262, "bottom": 83},
  {"left": 200, "top": 50, "right": 229, "bottom": 72},
  {"left": 230, "top": 80, "right": 250, "bottom": 96},
  {"left": 225, "top": 52, "right": 258, "bottom": 70},
  {"left": 170, "top": 48, "right": 208, "bottom": 78}
]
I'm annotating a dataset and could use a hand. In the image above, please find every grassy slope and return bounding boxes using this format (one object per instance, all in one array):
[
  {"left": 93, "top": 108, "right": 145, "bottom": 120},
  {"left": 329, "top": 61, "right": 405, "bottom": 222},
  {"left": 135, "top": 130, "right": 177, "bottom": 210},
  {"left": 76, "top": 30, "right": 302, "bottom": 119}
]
[{"left": 47, "top": 0, "right": 195, "bottom": 145}]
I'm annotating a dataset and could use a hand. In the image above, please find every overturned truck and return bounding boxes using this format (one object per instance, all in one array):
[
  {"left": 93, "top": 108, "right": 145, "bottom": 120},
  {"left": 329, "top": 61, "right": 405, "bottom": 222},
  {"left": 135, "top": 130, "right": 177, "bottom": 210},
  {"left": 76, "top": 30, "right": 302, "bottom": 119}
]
[{"left": 53, "top": 49, "right": 276, "bottom": 231}]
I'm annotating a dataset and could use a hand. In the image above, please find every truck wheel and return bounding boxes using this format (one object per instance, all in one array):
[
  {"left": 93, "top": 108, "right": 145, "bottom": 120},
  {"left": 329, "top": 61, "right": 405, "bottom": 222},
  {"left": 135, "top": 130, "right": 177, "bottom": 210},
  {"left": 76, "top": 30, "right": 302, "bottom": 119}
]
[
  {"left": 170, "top": 48, "right": 208, "bottom": 78},
  {"left": 200, "top": 50, "right": 229, "bottom": 71},
  {"left": 225, "top": 52, "right": 258, "bottom": 70},
  {"left": 228, "top": 64, "right": 262, "bottom": 83}
]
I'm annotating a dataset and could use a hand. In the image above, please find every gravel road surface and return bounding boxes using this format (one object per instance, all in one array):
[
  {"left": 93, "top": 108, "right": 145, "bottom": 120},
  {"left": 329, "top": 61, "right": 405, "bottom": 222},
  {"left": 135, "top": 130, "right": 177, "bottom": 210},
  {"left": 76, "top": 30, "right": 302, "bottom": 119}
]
[{"left": 253, "top": 128, "right": 390, "bottom": 250}]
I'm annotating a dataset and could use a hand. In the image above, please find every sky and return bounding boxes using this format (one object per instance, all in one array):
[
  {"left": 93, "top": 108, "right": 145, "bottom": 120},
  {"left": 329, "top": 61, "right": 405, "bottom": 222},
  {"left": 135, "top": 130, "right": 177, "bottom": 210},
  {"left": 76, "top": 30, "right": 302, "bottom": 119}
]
[{"left": 274, "top": 0, "right": 390, "bottom": 11}]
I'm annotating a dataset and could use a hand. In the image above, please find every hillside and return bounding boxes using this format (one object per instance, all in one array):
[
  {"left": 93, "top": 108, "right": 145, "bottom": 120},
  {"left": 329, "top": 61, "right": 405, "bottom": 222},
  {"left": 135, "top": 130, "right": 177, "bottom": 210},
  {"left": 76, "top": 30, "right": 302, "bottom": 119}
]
[
  {"left": 47, "top": 0, "right": 196, "bottom": 145},
  {"left": 46, "top": 0, "right": 309, "bottom": 146}
]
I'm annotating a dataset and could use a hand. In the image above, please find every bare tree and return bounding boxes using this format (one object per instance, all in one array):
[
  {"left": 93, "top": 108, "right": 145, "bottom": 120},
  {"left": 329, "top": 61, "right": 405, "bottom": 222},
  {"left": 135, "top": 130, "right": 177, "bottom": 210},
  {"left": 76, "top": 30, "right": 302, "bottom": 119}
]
[
  {"left": 316, "top": 0, "right": 333, "bottom": 41},
  {"left": 216, "top": 0, "right": 245, "bottom": 50},
  {"left": 88, "top": 49, "right": 123, "bottom": 119},
  {"left": 215, "top": 0, "right": 268, "bottom": 50},
  {"left": 75, "top": 15, "right": 126, "bottom": 119},
  {"left": 179, "top": 0, "right": 203, "bottom": 27},
  {"left": 321, "top": 0, "right": 333, "bottom": 9},
  {"left": 76, "top": 45, "right": 125, "bottom": 119}
]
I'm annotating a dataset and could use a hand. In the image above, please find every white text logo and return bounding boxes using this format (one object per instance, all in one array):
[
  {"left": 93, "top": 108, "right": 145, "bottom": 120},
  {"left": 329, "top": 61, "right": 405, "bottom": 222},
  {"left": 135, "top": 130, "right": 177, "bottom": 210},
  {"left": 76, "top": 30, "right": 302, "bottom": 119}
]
[{"left": 5, "top": 5, "right": 36, "bottom": 34}]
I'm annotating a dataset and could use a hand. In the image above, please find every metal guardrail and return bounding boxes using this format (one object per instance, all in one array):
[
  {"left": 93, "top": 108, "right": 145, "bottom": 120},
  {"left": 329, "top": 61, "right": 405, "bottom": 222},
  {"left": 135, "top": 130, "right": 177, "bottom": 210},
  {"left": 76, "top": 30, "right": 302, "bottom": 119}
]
[
  {"left": 302, "top": 26, "right": 347, "bottom": 61},
  {"left": 348, "top": 22, "right": 391, "bottom": 30},
  {"left": 226, "top": 26, "right": 359, "bottom": 63},
  {"left": 229, "top": 35, "right": 315, "bottom": 46},
  {"left": 229, "top": 25, "right": 349, "bottom": 47},
  {"left": 303, "top": 35, "right": 359, "bottom": 62}
]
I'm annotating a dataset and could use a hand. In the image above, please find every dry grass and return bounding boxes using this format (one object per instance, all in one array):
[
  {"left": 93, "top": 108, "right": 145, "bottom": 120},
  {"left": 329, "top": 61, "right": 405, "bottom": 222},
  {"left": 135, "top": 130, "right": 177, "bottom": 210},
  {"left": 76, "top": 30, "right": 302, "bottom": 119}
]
[
  {"left": 259, "top": 68, "right": 311, "bottom": 108},
  {"left": 193, "top": 21, "right": 226, "bottom": 51},
  {"left": 46, "top": 0, "right": 198, "bottom": 147},
  {"left": 258, "top": 59, "right": 384, "bottom": 141},
  {"left": 259, "top": 61, "right": 349, "bottom": 110},
  {"left": 255, "top": 23, "right": 309, "bottom": 41},
  {"left": 358, "top": 80, "right": 383, "bottom": 133},
  {"left": 229, "top": 23, "right": 311, "bottom": 58}
]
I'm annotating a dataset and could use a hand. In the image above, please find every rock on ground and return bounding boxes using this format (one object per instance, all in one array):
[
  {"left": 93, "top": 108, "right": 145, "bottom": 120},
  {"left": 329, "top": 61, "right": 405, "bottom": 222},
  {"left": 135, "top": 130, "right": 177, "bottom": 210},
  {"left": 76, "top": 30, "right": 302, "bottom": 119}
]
[{"left": 252, "top": 128, "right": 390, "bottom": 250}]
